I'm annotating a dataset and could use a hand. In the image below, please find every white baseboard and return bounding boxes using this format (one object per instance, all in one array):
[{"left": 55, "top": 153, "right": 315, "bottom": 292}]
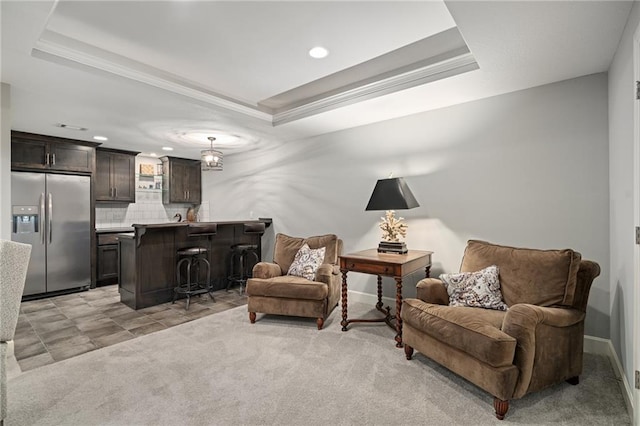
[
  {"left": 583, "top": 336, "right": 634, "bottom": 421},
  {"left": 346, "top": 291, "right": 635, "bottom": 420}
]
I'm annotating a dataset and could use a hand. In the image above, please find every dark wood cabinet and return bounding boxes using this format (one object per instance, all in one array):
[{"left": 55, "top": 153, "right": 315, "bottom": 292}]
[
  {"left": 161, "top": 156, "right": 201, "bottom": 204},
  {"left": 97, "top": 233, "right": 122, "bottom": 285},
  {"left": 11, "top": 131, "right": 98, "bottom": 173},
  {"left": 95, "top": 148, "right": 138, "bottom": 203},
  {"left": 97, "top": 245, "right": 119, "bottom": 281}
]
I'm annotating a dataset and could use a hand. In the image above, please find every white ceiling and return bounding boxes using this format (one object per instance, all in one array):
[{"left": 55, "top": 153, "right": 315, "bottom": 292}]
[{"left": 1, "top": 1, "right": 633, "bottom": 159}]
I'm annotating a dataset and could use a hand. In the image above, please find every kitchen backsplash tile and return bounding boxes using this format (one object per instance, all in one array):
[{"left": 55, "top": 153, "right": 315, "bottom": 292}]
[
  {"left": 96, "top": 156, "right": 209, "bottom": 229},
  {"left": 96, "top": 191, "right": 210, "bottom": 229}
]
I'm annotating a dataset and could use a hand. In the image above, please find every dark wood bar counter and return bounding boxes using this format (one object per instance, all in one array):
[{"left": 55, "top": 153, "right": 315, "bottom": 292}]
[{"left": 118, "top": 220, "right": 270, "bottom": 309}]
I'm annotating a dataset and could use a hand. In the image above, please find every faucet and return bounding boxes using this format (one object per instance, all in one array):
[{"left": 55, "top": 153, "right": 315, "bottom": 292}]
[{"left": 173, "top": 213, "right": 182, "bottom": 222}]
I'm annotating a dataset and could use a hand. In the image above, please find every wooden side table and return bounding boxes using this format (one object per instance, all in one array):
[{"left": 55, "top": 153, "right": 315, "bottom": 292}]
[{"left": 339, "top": 249, "right": 432, "bottom": 347}]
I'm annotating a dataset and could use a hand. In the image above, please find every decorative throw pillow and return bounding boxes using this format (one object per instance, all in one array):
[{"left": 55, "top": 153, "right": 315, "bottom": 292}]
[
  {"left": 439, "top": 265, "right": 508, "bottom": 311},
  {"left": 287, "top": 243, "right": 326, "bottom": 281}
]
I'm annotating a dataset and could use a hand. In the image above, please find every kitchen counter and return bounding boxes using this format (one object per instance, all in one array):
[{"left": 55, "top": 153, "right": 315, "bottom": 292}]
[
  {"left": 96, "top": 227, "right": 135, "bottom": 233},
  {"left": 118, "top": 219, "right": 271, "bottom": 309},
  {"left": 115, "top": 232, "right": 134, "bottom": 238}
]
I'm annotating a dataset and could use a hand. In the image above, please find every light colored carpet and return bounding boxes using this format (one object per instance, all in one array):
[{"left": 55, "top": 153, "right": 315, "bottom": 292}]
[{"left": 6, "top": 303, "right": 630, "bottom": 425}]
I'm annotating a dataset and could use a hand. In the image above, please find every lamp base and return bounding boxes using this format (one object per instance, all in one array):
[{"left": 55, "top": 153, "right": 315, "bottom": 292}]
[{"left": 377, "top": 241, "right": 408, "bottom": 254}]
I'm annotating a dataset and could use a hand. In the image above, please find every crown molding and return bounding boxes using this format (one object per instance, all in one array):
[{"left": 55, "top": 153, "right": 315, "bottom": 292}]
[
  {"left": 31, "top": 30, "right": 477, "bottom": 127},
  {"left": 32, "top": 33, "right": 272, "bottom": 123},
  {"left": 272, "top": 52, "right": 478, "bottom": 126}
]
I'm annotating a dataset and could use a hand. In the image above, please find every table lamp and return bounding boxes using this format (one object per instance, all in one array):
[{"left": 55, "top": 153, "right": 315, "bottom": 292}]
[{"left": 365, "top": 177, "right": 419, "bottom": 254}]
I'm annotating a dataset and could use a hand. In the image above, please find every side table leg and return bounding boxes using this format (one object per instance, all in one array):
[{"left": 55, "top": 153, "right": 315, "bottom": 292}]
[
  {"left": 376, "top": 275, "right": 383, "bottom": 310},
  {"left": 395, "top": 277, "right": 403, "bottom": 348},
  {"left": 341, "top": 269, "right": 349, "bottom": 331},
  {"left": 425, "top": 265, "right": 431, "bottom": 278}
]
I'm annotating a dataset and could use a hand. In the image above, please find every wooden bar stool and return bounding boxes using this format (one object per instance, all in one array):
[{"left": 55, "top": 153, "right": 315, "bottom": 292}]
[{"left": 173, "top": 223, "right": 218, "bottom": 310}]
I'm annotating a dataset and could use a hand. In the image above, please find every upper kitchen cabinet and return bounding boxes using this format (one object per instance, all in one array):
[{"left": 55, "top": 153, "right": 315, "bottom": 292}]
[
  {"left": 11, "top": 131, "right": 99, "bottom": 173},
  {"left": 95, "top": 148, "right": 139, "bottom": 203},
  {"left": 160, "top": 156, "right": 201, "bottom": 204}
]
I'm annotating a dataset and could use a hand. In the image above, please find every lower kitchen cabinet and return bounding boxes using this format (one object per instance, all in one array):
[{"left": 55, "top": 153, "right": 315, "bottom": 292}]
[{"left": 96, "top": 233, "right": 121, "bottom": 285}]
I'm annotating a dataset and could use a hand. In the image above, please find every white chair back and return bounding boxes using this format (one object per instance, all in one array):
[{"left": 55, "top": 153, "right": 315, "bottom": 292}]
[{"left": 0, "top": 240, "right": 31, "bottom": 342}]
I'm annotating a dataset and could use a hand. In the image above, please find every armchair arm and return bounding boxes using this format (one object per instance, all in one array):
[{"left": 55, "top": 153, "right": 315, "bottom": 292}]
[
  {"left": 316, "top": 264, "right": 341, "bottom": 309},
  {"left": 416, "top": 278, "right": 449, "bottom": 305},
  {"left": 501, "top": 304, "right": 586, "bottom": 398},
  {"left": 315, "top": 264, "right": 339, "bottom": 283},
  {"left": 252, "top": 262, "right": 283, "bottom": 279}
]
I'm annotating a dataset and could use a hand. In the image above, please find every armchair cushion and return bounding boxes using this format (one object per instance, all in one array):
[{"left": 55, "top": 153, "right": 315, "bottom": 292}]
[
  {"left": 402, "top": 299, "right": 515, "bottom": 368},
  {"left": 246, "top": 276, "right": 328, "bottom": 300},
  {"left": 273, "top": 233, "right": 339, "bottom": 273},
  {"left": 440, "top": 265, "right": 508, "bottom": 311},
  {"left": 460, "top": 240, "right": 581, "bottom": 307},
  {"left": 287, "top": 243, "right": 326, "bottom": 281}
]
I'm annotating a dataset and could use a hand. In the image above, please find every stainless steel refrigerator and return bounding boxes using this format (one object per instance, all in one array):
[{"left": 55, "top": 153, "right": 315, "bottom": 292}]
[{"left": 11, "top": 172, "right": 91, "bottom": 296}]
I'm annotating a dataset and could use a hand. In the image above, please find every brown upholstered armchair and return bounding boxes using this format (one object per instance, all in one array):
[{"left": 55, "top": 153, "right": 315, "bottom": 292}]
[
  {"left": 401, "top": 240, "right": 600, "bottom": 420},
  {"left": 246, "top": 233, "right": 342, "bottom": 330}
]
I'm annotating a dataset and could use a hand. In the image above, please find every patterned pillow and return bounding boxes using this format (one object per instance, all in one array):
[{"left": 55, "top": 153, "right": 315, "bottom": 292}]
[
  {"left": 287, "top": 243, "right": 326, "bottom": 281},
  {"left": 439, "top": 265, "right": 508, "bottom": 311}
]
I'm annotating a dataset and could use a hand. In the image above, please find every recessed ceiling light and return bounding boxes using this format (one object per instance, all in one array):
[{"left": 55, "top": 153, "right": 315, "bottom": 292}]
[
  {"left": 93, "top": 135, "right": 108, "bottom": 141},
  {"left": 56, "top": 123, "right": 88, "bottom": 131},
  {"left": 309, "top": 46, "right": 329, "bottom": 59},
  {"left": 162, "top": 147, "right": 174, "bottom": 151}
]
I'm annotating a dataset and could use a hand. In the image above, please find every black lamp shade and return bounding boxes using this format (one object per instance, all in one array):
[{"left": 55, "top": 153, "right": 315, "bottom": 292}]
[{"left": 365, "top": 177, "right": 420, "bottom": 211}]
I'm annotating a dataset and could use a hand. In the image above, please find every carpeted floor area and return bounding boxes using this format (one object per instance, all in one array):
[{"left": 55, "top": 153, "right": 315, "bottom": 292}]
[{"left": 7, "top": 303, "right": 631, "bottom": 425}]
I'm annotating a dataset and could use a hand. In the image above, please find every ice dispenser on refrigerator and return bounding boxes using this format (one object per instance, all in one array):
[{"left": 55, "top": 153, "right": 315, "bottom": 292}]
[{"left": 12, "top": 205, "right": 39, "bottom": 234}]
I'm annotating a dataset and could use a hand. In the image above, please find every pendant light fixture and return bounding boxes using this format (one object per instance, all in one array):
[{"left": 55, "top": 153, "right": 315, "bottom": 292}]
[{"left": 201, "top": 136, "right": 223, "bottom": 171}]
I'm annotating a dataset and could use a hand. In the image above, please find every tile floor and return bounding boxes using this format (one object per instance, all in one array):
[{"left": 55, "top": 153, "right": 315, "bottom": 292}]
[{"left": 13, "top": 285, "right": 247, "bottom": 372}]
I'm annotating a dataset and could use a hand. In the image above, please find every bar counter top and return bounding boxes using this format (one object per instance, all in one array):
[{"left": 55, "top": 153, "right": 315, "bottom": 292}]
[
  {"left": 98, "top": 219, "right": 272, "bottom": 234},
  {"left": 131, "top": 218, "right": 272, "bottom": 230}
]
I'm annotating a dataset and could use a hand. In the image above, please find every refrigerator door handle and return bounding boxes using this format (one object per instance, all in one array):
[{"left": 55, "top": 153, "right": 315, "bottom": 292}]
[
  {"left": 48, "top": 192, "right": 53, "bottom": 243},
  {"left": 40, "top": 192, "right": 45, "bottom": 244}
]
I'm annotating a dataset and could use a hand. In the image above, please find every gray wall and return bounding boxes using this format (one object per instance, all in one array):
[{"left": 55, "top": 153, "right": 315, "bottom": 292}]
[
  {"left": 608, "top": 0, "right": 640, "bottom": 398},
  {"left": 203, "top": 73, "right": 610, "bottom": 338},
  {"left": 1, "top": 83, "right": 11, "bottom": 240}
]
